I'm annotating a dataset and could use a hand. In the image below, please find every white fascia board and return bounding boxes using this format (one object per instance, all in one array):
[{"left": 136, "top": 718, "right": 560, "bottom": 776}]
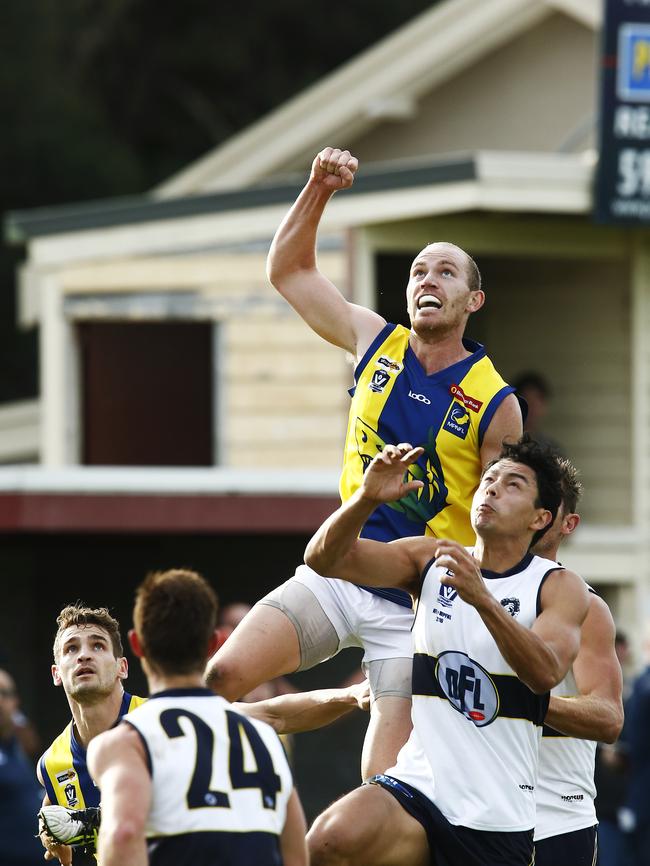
[
  {"left": 0, "top": 465, "right": 340, "bottom": 497},
  {"left": 25, "top": 152, "right": 594, "bottom": 269},
  {"left": 156, "top": 0, "right": 549, "bottom": 198},
  {"left": 475, "top": 150, "right": 594, "bottom": 212}
]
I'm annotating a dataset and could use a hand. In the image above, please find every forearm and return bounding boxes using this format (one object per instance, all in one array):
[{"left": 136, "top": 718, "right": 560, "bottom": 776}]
[
  {"left": 545, "top": 694, "right": 623, "bottom": 743},
  {"left": 477, "top": 595, "right": 563, "bottom": 693},
  {"left": 267, "top": 180, "right": 333, "bottom": 283},
  {"left": 305, "top": 491, "right": 376, "bottom": 577},
  {"left": 248, "top": 688, "right": 361, "bottom": 734}
]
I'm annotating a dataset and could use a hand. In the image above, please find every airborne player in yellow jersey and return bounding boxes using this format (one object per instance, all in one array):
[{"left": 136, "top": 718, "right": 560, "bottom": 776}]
[{"left": 206, "top": 146, "right": 522, "bottom": 778}]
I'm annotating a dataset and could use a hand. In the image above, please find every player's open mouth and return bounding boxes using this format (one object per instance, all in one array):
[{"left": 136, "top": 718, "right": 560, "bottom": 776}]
[
  {"left": 75, "top": 667, "right": 95, "bottom": 677},
  {"left": 476, "top": 503, "right": 495, "bottom": 514},
  {"left": 417, "top": 294, "right": 442, "bottom": 310}
]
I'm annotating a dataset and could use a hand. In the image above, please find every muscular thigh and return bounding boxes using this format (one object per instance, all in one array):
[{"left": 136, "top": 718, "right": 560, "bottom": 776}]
[{"left": 308, "top": 783, "right": 429, "bottom": 866}]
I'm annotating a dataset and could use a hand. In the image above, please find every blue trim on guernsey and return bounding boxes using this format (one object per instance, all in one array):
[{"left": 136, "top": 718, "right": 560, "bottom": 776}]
[
  {"left": 481, "top": 552, "right": 534, "bottom": 580},
  {"left": 39, "top": 754, "right": 57, "bottom": 804},
  {"left": 149, "top": 687, "right": 214, "bottom": 699},
  {"left": 478, "top": 384, "right": 516, "bottom": 446},
  {"left": 70, "top": 718, "right": 100, "bottom": 807},
  {"left": 535, "top": 567, "right": 565, "bottom": 617},
  {"left": 148, "top": 830, "right": 282, "bottom": 866},
  {"left": 348, "top": 322, "right": 396, "bottom": 396}
]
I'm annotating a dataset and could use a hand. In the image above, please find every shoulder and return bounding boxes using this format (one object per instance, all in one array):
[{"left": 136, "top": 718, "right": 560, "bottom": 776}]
[
  {"left": 540, "top": 568, "right": 589, "bottom": 610},
  {"left": 87, "top": 723, "right": 144, "bottom": 775}
]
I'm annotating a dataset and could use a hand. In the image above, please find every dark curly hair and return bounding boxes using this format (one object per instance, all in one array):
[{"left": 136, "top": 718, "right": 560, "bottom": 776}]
[{"left": 487, "top": 434, "right": 564, "bottom": 546}]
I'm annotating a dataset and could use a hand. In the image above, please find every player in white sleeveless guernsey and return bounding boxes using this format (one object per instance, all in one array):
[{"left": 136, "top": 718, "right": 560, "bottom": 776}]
[
  {"left": 304, "top": 436, "right": 589, "bottom": 866},
  {"left": 87, "top": 570, "right": 307, "bottom": 866},
  {"left": 530, "top": 460, "right": 624, "bottom": 866}
]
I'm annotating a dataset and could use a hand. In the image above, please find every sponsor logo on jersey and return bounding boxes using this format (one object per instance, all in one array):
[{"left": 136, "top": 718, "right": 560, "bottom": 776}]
[
  {"left": 435, "top": 650, "right": 499, "bottom": 727},
  {"left": 443, "top": 402, "right": 471, "bottom": 439},
  {"left": 561, "top": 793, "right": 585, "bottom": 802},
  {"left": 377, "top": 355, "right": 402, "bottom": 373},
  {"left": 64, "top": 782, "right": 78, "bottom": 807},
  {"left": 449, "top": 384, "right": 483, "bottom": 412},
  {"left": 408, "top": 390, "right": 432, "bottom": 405},
  {"left": 500, "top": 597, "right": 521, "bottom": 617},
  {"left": 369, "top": 369, "right": 391, "bottom": 393},
  {"left": 519, "top": 784, "right": 535, "bottom": 792},
  {"left": 56, "top": 769, "right": 76, "bottom": 783}
]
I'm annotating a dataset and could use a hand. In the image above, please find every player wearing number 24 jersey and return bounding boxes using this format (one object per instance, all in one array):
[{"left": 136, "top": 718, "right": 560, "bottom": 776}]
[{"left": 88, "top": 569, "right": 307, "bottom": 866}]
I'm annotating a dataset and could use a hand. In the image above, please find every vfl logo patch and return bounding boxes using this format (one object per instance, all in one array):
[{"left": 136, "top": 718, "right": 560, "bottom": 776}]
[
  {"left": 435, "top": 650, "right": 499, "bottom": 727},
  {"left": 443, "top": 402, "right": 471, "bottom": 439},
  {"left": 64, "top": 783, "right": 78, "bottom": 807},
  {"left": 377, "top": 355, "right": 402, "bottom": 373},
  {"left": 500, "top": 597, "right": 521, "bottom": 617},
  {"left": 437, "top": 582, "right": 458, "bottom": 609},
  {"left": 56, "top": 769, "right": 76, "bottom": 784},
  {"left": 369, "top": 370, "right": 390, "bottom": 393}
]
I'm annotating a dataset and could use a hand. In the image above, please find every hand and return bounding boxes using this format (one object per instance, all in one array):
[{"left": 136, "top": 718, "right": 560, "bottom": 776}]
[
  {"left": 434, "top": 541, "right": 491, "bottom": 610},
  {"left": 310, "top": 147, "right": 359, "bottom": 191},
  {"left": 360, "top": 443, "right": 425, "bottom": 504},
  {"left": 349, "top": 679, "right": 371, "bottom": 712},
  {"left": 39, "top": 831, "right": 72, "bottom": 866}
]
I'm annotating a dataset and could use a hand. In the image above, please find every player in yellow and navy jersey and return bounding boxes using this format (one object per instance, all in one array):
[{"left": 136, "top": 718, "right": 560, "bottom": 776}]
[
  {"left": 37, "top": 604, "right": 145, "bottom": 865},
  {"left": 206, "top": 146, "right": 522, "bottom": 779}
]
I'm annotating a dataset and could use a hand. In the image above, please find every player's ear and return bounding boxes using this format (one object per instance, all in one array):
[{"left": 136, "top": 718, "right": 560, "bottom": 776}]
[
  {"left": 531, "top": 508, "right": 552, "bottom": 534},
  {"left": 212, "top": 629, "right": 225, "bottom": 653},
  {"left": 51, "top": 664, "right": 62, "bottom": 686},
  {"left": 466, "top": 290, "right": 485, "bottom": 314},
  {"left": 562, "top": 513, "right": 580, "bottom": 536},
  {"left": 117, "top": 656, "right": 129, "bottom": 681},
  {"left": 128, "top": 629, "right": 144, "bottom": 659}
]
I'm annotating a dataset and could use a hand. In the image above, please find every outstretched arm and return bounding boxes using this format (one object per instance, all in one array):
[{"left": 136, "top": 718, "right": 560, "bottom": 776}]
[
  {"left": 267, "top": 147, "right": 385, "bottom": 358},
  {"left": 305, "top": 444, "right": 431, "bottom": 595},
  {"left": 88, "top": 726, "right": 151, "bottom": 866},
  {"left": 544, "top": 594, "right": 624, "bottom": 743},
  {"left": 237, "top": 680, "right": 370, "bottom": 734}
]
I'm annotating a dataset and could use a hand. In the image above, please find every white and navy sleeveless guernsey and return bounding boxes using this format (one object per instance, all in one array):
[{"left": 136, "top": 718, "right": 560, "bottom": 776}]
[
  {"left": 387, "top": 551, "right": 562, "bottom": 832},
  {"left": 122, "top": 688, "right": 293, "bottom": 866},
  {"left": 535, "top": 589, "right": 598, "bottom": 841}
]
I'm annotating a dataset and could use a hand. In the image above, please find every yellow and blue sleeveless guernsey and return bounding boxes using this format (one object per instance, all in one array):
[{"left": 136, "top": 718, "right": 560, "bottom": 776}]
[
  {"left": 340, "top": 324, "right": 514, "bottom": 606},
  {"left": 39, "top": 692, "right": 146, "bottom": 808}
]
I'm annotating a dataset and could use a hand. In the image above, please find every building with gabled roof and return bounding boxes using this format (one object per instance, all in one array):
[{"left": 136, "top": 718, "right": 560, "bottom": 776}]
[{"left": 3, "top": 0, "right": 649, "bottom": 691}]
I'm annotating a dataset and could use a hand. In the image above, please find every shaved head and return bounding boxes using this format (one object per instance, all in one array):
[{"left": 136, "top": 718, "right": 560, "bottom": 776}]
[{"left": 416, "top": 242, "right": 481, "bottom": 293}]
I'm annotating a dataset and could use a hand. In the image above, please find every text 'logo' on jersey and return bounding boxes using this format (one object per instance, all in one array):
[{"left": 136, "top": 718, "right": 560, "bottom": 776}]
[
  {"left": 369, "top": 369, "right": 391, "bottom": 393},
  {"left": 443, "top": 401, "right": 471, "bottom": 439},
  {"left": 435, "top": 651, "right": 499, "bottom": 727}
]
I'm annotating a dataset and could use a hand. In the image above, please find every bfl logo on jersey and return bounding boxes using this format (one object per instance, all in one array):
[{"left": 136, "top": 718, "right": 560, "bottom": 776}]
[
  {"left": 443, "top": 402, "right": 471, "bottom": 439},
  {"left": 435, "top": 650, "right": 499, "bottom": 727}
]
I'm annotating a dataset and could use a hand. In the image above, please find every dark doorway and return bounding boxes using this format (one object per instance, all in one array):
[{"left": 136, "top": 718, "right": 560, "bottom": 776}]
[{"left": 79, "top": 321, "right": 213, "bottom": 465}]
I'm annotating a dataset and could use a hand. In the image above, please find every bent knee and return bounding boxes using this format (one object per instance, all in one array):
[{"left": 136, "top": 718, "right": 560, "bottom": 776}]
[
  {"left": 204, "top": 655, "right": 244, "bottom": 701},
  {"left": 308, "top": 806, "right": 372, "bottom": 866}
]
